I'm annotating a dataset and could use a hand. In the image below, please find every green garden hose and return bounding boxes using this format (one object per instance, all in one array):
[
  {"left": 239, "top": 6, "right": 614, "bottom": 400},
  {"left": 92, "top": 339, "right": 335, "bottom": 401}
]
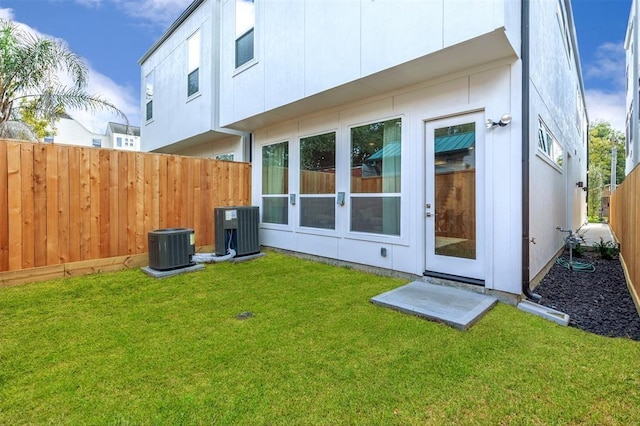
[{"left": 555, "top": 256, "right": 596, "bottom": 272}]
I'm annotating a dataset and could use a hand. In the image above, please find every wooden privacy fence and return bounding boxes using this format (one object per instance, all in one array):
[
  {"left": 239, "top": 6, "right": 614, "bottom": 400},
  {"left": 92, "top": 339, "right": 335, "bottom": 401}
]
[
  {"left": 609, "top": 165, "right": 639, "bottom": 310},
  {"left": 0, "top": 139, "right": 251, "bottom": 281}
]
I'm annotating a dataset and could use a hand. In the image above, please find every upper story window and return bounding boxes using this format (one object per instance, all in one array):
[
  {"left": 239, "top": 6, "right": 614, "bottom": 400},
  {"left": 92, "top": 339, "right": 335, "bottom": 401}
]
[
  {"left": 116, "top": 137, "right": 122, "bottom": 148},
  {"left": 145, "top": 71, "right": 154, "bottom": 122},
  {"left": 92, "top": 138, "right": 102, "bottom": 148},
  {"left": 556, "top": 1, "right": 572, "bottom": 67},
  {"left": 187, "top": 29, "right": 201, "bottom": 97},
  {"left": 235, "top": 0, "right": 255, "bottom": 68}
]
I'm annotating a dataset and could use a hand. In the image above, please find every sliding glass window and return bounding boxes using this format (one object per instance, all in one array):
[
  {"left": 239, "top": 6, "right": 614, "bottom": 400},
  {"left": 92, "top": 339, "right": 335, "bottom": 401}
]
[
  {"left": 262, "top": 142, "right": 289, "bottom": 225},
  {"left": 299, "top": 132, "right": 336, "bottom": 229},
  {"left": 350, "top": 118, "right": 401, "bottom": 236}
]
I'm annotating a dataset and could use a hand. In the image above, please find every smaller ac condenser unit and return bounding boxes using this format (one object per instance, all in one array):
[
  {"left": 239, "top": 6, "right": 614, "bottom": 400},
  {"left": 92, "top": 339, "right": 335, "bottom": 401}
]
[
  {"left": 215, "top": 206, "right": 260, "bottom": 257},
  {"left": 148, "top": 228, "right": 195, "bottom": 271}
]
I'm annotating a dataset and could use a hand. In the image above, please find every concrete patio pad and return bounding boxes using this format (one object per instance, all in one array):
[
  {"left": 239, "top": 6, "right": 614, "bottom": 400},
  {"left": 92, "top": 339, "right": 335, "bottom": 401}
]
[{"left": 371, "top": 281, "right": 498, "bottom": 330}]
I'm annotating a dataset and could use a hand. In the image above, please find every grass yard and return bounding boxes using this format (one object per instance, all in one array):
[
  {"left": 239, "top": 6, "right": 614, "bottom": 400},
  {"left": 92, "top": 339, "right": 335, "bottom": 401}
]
[{"left": 1, "top": 251, "right": 639, "bottom": 424}]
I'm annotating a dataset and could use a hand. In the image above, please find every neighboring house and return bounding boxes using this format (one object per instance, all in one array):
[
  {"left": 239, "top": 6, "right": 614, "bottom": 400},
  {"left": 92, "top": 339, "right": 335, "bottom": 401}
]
[
  {"left": 625, "top": 0, "right": 640, "bottom": 175},
  {"left": 106, "top": 122, "right": 141, "bottom": 151},
  {"left": 44, "top": 113, "right": 107, "bottom": 148},
  {"left": 139, "top": 0, "right": 588, "bottom": 299},
  {"left": 44, "top": 114, "right": 140, "bottom": 151}
]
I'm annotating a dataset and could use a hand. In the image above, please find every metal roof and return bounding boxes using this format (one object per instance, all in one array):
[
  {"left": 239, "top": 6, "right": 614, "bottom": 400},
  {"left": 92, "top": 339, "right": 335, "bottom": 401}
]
[
  {"left": 367, "top": 142, "right": 401, "bottom": 160},
  {"left": 435, "top": 132, "right": 475, "bottom": 154}
]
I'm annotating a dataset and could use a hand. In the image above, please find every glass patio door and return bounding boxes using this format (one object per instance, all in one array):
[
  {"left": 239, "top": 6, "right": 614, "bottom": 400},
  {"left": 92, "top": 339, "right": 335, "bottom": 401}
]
[{"left": 425, "top": 112, "right": 485, "bottom": 281}]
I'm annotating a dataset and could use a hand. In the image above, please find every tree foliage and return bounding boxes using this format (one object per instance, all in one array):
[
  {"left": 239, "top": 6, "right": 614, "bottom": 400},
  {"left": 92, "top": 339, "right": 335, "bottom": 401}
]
[
  {"left": 0, "top": 20, "right": 127, "bottom": 139},
  {"left": 588, "top": 121, "right": 625, "bottom": 189}
]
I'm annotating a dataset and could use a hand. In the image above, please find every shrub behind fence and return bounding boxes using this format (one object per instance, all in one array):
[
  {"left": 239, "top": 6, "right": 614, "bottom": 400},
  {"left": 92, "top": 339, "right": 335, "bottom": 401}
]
[{"left": 0, "top": 140, "right": 251, "bottom": 273}]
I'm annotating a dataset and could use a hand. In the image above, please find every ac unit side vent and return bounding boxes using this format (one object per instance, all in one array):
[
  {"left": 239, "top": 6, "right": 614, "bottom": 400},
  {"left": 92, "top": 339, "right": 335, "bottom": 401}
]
[
  {"left": 215, "top": 206, "right": 260, "bottom": 257},
  {"left": 148, "top": 228, "right": 195, "bottom": 271}
]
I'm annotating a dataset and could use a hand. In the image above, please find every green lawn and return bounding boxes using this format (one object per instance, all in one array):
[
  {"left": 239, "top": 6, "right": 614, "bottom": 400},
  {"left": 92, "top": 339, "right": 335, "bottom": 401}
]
[{"left": 1, "top": 251, "right": 639, "bottom": 424}]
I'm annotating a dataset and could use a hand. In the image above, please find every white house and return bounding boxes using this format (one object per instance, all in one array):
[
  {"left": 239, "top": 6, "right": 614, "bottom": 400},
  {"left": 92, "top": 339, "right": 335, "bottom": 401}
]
[
  {"left": 626, "top": 0, "right": 640, "bottom": 175},
  {"left": 139, "top": 0, "right": 588, "bottom": 299},
  {"left": 44, "top": 114, "right": 140, "bottom": 151},
  {"left": 106, "top": 122, "right": 141, "bottom": 151}
]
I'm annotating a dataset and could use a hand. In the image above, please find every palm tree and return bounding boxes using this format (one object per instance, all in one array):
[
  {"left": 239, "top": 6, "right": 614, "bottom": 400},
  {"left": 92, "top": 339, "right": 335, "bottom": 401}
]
[{"left": 0, "top": 20, "right": 127, "bottom": 139}]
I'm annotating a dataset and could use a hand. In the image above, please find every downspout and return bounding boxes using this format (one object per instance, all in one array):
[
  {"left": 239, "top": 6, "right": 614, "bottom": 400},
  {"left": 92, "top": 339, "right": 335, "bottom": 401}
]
[{"left": 521, "top": 0, "right": 541, "bottom": 302}]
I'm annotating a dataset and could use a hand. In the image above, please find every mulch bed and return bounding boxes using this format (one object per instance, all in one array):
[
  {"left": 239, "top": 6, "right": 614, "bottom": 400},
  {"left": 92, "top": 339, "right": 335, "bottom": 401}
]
[{"left": 534, "top": 249, "right": 640, "bottom": 341}]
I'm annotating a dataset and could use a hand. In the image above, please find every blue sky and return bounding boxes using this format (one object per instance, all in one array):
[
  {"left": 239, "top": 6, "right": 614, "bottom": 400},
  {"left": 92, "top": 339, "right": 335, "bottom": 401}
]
[{"left": 0, "top": 0, "right": 633, "bottom": 133}]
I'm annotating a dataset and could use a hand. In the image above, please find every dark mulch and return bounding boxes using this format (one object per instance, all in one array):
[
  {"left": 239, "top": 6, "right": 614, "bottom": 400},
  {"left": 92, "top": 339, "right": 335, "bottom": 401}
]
[{"left": 535, "top": 249, "right": 640, "bottom": 341}]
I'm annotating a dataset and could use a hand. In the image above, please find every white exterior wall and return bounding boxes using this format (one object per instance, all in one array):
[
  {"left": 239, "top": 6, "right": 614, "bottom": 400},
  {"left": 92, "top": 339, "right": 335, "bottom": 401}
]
[
  {"left": 626, "top": 0, "right": 640, "bottom": 175},
  {"left": 52, "top": 116, "right": 108, "bottom": 148},
  {"left": 109, "top": 132, "right": 141, "bottom": 151},
  {"left": 140, "top": 0, "right": 245, "bottom": 156},
  {"left": 252, "top": 62, "right": 522, "bottom": 295},
  {"left": 528, "top": 0, "right": 588, "bottom": 279},
  {"left": 220, "top": 0, "right": 511, "bottom": 127},
  {"left": 176, "top": 134, "right": 241, "bottom": 159}
]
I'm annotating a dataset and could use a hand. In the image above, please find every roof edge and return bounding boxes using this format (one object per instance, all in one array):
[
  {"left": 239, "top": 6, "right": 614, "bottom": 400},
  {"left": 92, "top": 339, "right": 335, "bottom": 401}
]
[{"left": 138, "top": 0, "right": 205, "bottom": 65}]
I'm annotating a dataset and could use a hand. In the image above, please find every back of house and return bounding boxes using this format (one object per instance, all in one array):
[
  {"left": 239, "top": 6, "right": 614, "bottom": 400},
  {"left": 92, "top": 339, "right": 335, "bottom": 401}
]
[{"left": 139, "top": 0, "right": 587, "bottom": 299}]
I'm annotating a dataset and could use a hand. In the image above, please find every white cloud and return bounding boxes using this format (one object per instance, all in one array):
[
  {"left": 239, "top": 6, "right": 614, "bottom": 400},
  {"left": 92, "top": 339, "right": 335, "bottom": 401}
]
[
  {"left": 585, "top": 89, "right": 626, "bottom": 132},
  {"left": 585, "top": 42, "right": 627, "bottom": 89},
  {"left": 113, "top": 0, "right": 192, "bottom": 28},
  {"left": 0, "top": 8, "right": 140, "bottom": 133}
]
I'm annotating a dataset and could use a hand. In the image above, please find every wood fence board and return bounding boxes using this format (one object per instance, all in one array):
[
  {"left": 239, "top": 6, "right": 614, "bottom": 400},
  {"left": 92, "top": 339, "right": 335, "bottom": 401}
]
[
  {"left": 98, "top": 150, "right": 111, "bottom": 258},
  {"left": 193, "top": 158, "right": 202, "bottom": 245},
  {"left": 166, "top": 155, "right": 177, "bottom": 227},
  {"left": 158, "top": 155, "right": 168, "bottom": 229},
  {"left": 134, "top": 153, "right": 145, "bottom": 253},
  {"left": 68, "top": 147, "right": 81, "bottom": 262},
  {"left": 108, "top": 150, "right": 119, "bottom": 257},
  {"left": 202, "top": 160, "right": 213, "bottom": 246},
  {"left": 64, "top": 253, "right": 148, "bottom": 277},
  {"left": 150, "top": 155, "right": 160, "bottom": 232},
  {"left": 126, "top": 153, "right": 136, "bottom": 254},
  {"left": 7, "top": 143, "right": 22, "bottom": 270},
  {"left": 0, "top": 264, "right": 65, "bottom": 287},
  {"left": 45, "top": 144, "right": 59, "bottom": 265},
  {"left": 57, "top": 146, "right": 70, "bottom": 264},
  {"left": 79, "top": 148, "right": 92, "bottom": 260},
  {"left": 118, "top": 151, "right": 129, "bottom": 255},
  {"left": 186, "top": 157, "right": 194, "bottom": 230},
  {"left": 89, "top": 149, "right": 101, "bottom": 259},
  {"left": 144, "top": 154, "right": 153, "bottom": 235},
  {"left": 33, "top": 144, "right": 47, "bottom": 267},
  {"left": 20, "top": 144, "right": 35, "bottom": 269},
  {"left": 0, "top": 141, "right": 8, "bottom": 271}
]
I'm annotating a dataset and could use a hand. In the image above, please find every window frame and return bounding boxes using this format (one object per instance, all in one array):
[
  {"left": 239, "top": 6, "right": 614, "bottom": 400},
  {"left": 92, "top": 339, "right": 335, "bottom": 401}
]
[
  {"left": 348, "top": 117, "right": 403, "bottom": 237},
  {"left": 234, "top": 0, "right": 256, "bottom": 70},
  {"left": 145, "top": 71, "right": 154, "bottom": 122},
  {"left": 298, "top": 130, "right": 337, "bottom": 231},
  {"left": 537, "top": 118, "right": 564, "bottom": 170},
  {"left": 187, "top": 29, "right": 201, "bottom": 98}
]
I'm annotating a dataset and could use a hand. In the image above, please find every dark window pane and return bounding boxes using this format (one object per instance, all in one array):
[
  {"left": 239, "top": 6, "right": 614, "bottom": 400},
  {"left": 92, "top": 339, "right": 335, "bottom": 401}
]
[
  {"left": 351, "top": 197, "right": 400, "bottom": 235},
  {"left": 146, "top": 100, "right": 153, "bottom": 121},
  {"left": 236, "top": 28, "right": 254, "bottom": 68},
  {"left": 263, "top": 197, "right": 288, "bottom": 224},
  {"left": 300, "top": 197, "right": 335, "bottom": 229},
  {"left": 188, "top": 68, "right": 199, "bottom": 96}
]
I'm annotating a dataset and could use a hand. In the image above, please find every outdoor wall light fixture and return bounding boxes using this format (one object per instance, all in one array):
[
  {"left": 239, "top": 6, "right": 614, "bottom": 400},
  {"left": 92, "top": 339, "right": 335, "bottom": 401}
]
[
  {"left": 485, "top": 114, "right": 512, "bottom": 129},
  {"left": 576, "top": 181, "right": 584, "bottom": 188}
]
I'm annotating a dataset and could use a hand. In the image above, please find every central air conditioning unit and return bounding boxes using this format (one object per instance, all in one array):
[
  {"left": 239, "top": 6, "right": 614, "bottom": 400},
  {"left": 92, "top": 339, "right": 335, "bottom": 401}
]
[
  {"left": 215, "top": 206, "right": 260, "bottom": 257},
  {"left": 148, "top": 228, "right": 195, "bottom": 271}
]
